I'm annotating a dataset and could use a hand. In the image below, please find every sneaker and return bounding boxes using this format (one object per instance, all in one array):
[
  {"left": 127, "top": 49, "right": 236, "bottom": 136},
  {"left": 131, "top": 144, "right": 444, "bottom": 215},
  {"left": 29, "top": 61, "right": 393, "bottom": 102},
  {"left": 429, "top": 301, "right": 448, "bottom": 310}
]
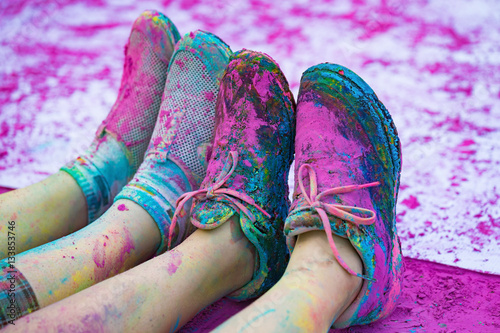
[
  {"left": 284, "top": 63, "right": 403, "bottom": 328},
  {"left": 170, "top": 50, "right": 296, "bottom": 300},
  {"left": 61, "top": 10, "right": 181, "bottom": 222},
  {"left": 115, "top": 30, "right": 232, "bottom": 254}
]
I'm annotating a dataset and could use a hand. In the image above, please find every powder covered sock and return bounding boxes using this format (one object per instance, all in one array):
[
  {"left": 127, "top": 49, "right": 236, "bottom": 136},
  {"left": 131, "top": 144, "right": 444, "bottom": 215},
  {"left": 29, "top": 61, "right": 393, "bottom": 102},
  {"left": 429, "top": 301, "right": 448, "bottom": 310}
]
[
  {"left": 115, "top": 31, "right": 232, "bottom": 254},
  {"left": 61, "top": 10, "right": 180, "bottom": 222}
]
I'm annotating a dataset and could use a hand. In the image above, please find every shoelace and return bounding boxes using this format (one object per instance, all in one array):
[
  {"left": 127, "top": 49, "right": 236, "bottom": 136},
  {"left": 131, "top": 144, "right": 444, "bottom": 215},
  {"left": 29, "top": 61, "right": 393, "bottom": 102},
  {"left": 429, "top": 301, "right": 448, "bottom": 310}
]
[
  {"left": 168, "top": 151, "right": 271, "bottom": 248},
  {"left": 295, "top": 164, "right": 380, "bottom": 281}
]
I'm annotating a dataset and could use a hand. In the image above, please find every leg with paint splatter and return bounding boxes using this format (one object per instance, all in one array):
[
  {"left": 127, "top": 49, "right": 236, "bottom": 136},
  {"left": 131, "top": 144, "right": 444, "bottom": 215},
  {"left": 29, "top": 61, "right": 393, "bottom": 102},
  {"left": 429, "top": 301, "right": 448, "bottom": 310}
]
[
  {"left": 215, "top": 63, "right": 403, "bottom": 332},
  {"left": 0, "top": 28, "right": 232, "bottom": 326},
  {"left": 0, "top": 10, "right": 181, "bottom": 260},
  {"left": 2, "top": 216, "right": 255, "bottom": 333},
  {"left": 1, "top": 49, "right": 295, "bottom": 332}
]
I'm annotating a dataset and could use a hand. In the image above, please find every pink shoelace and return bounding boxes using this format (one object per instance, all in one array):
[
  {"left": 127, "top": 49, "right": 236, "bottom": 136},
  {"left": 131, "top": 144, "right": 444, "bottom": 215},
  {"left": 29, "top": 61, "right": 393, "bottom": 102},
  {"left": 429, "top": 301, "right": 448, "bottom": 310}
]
[
  {"left": 295, "top": 164, "right": 380, "bottom": 281},
  {"left": 168, "top": 151, "right": 271, "bottom": 248}
]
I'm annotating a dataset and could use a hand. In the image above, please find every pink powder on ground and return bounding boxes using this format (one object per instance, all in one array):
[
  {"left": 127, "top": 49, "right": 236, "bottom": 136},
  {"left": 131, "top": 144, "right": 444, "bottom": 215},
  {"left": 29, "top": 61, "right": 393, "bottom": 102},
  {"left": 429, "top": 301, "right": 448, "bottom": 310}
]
[
  {"left": 401, "top": 195, "right": 421, "bottom": 209},
  {"left": 0, "top": 186, "right": 13, "bottom": 195},
  {"left": 1, "top": 0, "right": 499, "bottom": 330}
]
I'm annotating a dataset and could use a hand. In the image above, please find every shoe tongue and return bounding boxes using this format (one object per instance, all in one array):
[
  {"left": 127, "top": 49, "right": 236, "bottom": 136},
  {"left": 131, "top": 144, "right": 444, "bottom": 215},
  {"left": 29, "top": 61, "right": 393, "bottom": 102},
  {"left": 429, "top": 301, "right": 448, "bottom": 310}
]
[{"left": 190, "top": 197, "right": 237, "bottom": 227}]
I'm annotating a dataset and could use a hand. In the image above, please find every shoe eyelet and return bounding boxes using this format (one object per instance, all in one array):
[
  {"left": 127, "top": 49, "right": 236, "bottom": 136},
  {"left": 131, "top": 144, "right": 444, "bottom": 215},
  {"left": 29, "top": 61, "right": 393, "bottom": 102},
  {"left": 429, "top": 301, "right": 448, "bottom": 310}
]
[{"left": 253, "top": 222, "right": 267, "bottom": 234}]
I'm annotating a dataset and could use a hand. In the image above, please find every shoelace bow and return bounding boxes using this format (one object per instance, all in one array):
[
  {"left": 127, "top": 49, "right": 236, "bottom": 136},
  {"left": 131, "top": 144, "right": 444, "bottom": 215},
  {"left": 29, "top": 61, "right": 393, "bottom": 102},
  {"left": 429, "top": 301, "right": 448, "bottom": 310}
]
[
  {"left": 296, "top": 164, "right": 380, "bottom": 281},
  {"left": 168, "top": 151, "right": 271, "bottom": 248}
]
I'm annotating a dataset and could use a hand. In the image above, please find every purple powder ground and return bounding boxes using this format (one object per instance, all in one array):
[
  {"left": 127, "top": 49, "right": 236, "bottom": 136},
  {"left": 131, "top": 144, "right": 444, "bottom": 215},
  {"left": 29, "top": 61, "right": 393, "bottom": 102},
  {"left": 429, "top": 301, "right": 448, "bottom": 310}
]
[
  {"left": 0, "top": 187, "right": 11, "bottom": 195},
  {"left": 1, "top": 0, "right": 499, "bottom": 331}
]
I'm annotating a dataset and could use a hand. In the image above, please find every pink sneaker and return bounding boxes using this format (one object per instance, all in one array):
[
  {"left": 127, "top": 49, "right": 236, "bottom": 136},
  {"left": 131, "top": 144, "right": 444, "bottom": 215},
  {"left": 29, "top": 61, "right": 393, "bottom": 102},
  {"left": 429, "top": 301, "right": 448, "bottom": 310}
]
[
  {"left": 61, "top": 10, "right": 180, "bottom": 222},
  {"left": 170, "top": 50, "right": 296, "bottom": 300},
  {"left": 284, "top": 63, "right": 403, "bottom": 328}
]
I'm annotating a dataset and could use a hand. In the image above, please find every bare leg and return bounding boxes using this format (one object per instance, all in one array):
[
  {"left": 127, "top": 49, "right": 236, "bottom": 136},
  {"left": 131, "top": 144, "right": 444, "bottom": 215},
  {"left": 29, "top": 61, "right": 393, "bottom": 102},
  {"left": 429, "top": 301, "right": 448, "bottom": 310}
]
[
  {"left": 7, "top": 199, "right": 159, "bottom": 308},
  {"left": 0, "top": 172, "right": 87, "bottom": 259},
  {"left": 214, "top": 231, "right": 363, "bottom": 333},
  {"left": 4, "top": 216, "right": 254, "bottom": 333}
]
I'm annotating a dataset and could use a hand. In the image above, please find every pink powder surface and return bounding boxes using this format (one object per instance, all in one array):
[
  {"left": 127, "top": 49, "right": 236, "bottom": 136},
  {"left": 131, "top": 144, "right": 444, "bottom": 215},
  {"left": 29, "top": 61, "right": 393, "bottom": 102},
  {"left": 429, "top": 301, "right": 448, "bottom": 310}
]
[
  {"left": 1, "top": 0, "right": 499, "bottom": 331},
  {"left": 180, "top": 258, "right": 500, "bottom": 332},
  {"left": 0, "top": 186, "right": 12, "bottom": 195}
]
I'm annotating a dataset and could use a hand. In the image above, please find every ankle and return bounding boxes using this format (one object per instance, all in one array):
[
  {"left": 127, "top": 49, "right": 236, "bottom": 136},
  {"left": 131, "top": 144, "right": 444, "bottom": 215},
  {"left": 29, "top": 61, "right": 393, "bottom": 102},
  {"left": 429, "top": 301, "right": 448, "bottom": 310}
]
[
  {"left": 286, "top": 231, "right": 363, "bottom": 312},
  {"left": 194, "top": 215, "right": 255, "bottom": 295},
  {"left": 219, "top": 215, "right": 255, "bottom": 291},
  {"left": 228, "top": 229, "right": 256, "bottom": 291},
  {"left": 114, "top": 158, "right": 193, "bottom": 254},
  {"left": 61, "top": 134, "right": 132, "bottom": 222}
]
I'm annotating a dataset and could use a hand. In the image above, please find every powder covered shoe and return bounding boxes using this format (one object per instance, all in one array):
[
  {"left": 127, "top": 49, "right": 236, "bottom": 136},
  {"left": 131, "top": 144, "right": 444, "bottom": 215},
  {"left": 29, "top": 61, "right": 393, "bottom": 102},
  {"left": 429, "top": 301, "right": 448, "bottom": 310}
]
[
  {"left": 116, "top": 31, "right": 232, "bottom": 254},
  {"left": 284, "top": 63, "right": 403, "bottom": 328},
  {"left": 61, "top": 10, "right": 181, "bottom": 222},
  {"left": 170, "top": 50, "right": 296, "bottom": 300}
]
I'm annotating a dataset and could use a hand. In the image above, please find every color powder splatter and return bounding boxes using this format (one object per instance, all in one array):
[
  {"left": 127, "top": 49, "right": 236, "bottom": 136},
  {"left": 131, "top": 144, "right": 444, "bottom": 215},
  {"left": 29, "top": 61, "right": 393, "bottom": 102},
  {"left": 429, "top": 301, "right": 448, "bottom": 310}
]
[
  {"left": 166, "top": 251, "right": 183, "bottom": 276},
  {"left": 117, "top": 204, "right": 129, "bottom": 211}
]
